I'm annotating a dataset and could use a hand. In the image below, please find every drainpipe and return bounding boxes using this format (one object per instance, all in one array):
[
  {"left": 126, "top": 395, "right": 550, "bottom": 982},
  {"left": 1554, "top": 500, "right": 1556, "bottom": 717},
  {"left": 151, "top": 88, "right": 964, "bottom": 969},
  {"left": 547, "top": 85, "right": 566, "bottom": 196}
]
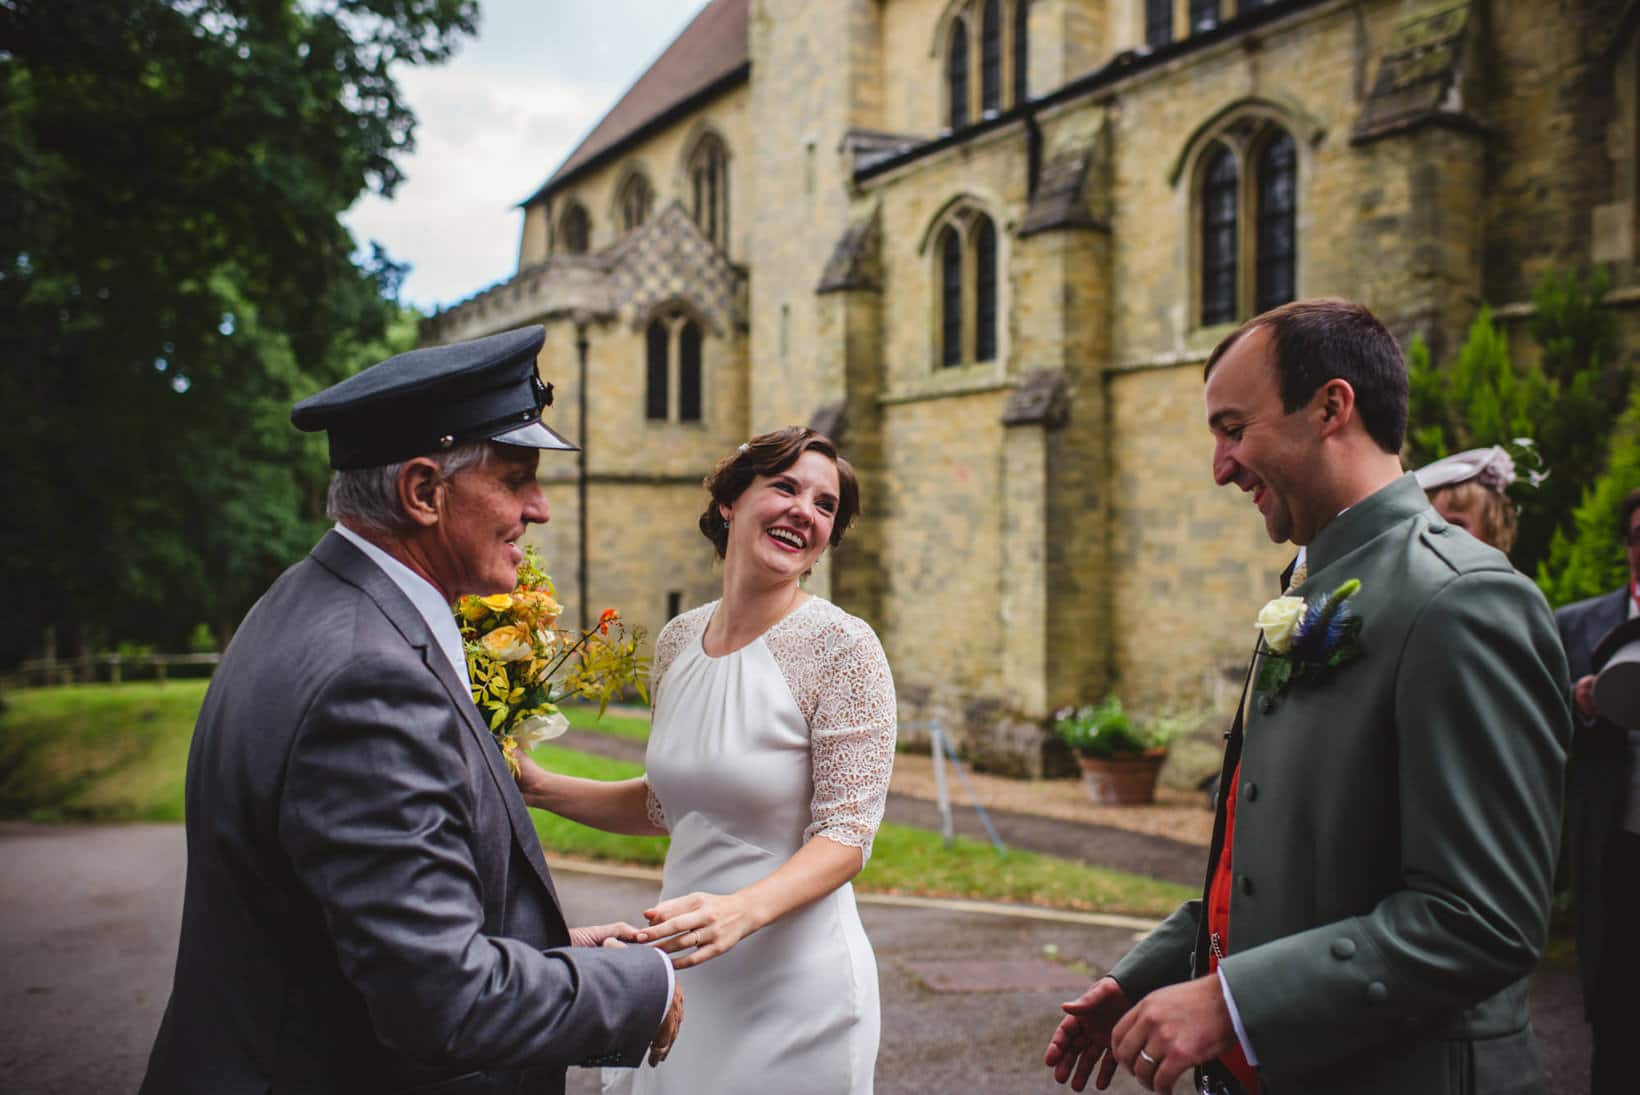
[{"left": 575, "top": 320, "right": 590, "bottom": 633}]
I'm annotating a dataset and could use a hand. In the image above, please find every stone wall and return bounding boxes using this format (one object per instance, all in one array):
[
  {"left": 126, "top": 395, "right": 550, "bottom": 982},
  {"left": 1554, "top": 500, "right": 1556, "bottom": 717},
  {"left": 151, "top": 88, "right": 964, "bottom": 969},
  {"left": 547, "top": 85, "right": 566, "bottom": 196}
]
[{"left": 425, "top": 0, "right": 1634, "bottom": 775}]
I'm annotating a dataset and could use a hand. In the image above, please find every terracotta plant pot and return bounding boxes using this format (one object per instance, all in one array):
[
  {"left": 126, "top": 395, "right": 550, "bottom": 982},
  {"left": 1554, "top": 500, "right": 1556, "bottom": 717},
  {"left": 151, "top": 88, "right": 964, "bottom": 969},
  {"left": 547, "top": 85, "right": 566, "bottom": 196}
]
[{"left": 1075, "top": 748, "right": 1168, "bottom": 805}]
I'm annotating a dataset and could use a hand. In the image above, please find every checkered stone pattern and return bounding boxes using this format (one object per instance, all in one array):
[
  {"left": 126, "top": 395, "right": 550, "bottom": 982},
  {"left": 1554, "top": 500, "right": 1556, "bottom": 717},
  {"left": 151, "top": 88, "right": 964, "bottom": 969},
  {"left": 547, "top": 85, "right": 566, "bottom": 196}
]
[{"left": 610, "top": 200, "right": 743, "bottom": 335}]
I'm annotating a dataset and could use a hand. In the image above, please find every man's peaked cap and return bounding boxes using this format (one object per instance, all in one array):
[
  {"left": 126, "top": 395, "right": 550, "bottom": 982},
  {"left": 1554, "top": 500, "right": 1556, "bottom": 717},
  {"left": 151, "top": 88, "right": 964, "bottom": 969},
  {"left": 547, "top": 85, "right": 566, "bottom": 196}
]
[{"left": 292, "top": 326, "right": 576, "bottom": 470}]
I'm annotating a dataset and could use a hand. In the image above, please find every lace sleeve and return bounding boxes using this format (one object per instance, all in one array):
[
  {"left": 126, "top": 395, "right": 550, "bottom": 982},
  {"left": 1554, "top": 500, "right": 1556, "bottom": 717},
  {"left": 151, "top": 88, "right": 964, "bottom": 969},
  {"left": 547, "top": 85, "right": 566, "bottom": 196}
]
[
  {"left": 803, "top": 616, "right": 897, "bottom": 865},
  {"left": 644, "top": 779, "right": 668, "bottom": 832}
]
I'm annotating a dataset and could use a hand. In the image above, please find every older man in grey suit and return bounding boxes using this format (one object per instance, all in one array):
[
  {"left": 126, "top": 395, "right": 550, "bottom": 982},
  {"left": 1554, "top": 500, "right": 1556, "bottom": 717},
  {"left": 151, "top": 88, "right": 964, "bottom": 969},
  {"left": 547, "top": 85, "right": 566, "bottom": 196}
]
[{"left": 141, "top": 327, "right": 680, "bottom": 1095}]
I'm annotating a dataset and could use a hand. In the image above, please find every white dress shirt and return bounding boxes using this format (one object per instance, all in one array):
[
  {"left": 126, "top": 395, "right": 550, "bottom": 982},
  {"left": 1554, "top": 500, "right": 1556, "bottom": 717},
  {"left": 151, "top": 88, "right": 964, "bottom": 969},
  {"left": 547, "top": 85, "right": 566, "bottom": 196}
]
[{"left": 333, "top": 523, "right": 470, "bottom": 689}]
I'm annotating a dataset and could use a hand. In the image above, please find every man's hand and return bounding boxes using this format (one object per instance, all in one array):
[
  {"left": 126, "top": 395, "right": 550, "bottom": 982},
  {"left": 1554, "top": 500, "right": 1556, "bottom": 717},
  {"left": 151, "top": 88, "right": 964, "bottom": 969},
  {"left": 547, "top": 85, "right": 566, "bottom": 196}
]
[
  {"left": 648, "top": 979, "right": 684, "bottom": 1066},
  {"left": 1574, "top": 673, "right": 1598, "bottom": 720},
  {"left": 1045, "top": 976, "right": 1131, "bottom": 1090},
  {"left": 568, "top": 921, "right": 642, "bottom": 948},
  {"left": 1110, "top": 975, "right": 1236, "bottom": 1093}
]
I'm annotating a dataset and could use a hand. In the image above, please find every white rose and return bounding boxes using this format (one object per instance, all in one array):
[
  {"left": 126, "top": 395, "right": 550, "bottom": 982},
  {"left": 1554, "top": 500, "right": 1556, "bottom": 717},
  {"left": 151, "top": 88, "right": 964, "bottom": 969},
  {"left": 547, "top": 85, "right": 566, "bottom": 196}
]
[
  {"left": 513, "top": 712, "right": 570, "bottom": 750},
  {"left": 1255, "top": 595, "right": 1307, "bottom": 654}
]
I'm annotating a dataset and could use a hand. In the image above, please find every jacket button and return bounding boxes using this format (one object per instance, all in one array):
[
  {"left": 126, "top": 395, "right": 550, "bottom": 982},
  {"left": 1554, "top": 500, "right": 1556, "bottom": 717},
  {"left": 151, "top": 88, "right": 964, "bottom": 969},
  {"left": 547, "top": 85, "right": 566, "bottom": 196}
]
[
  {"left": 1239, "top": 875, "right": 1254, "bottom": 896},
  {"left": 1366, "top": 981, "right": 1388, "bottom": 1003},
  {"left": 1330, "top": 938, "right": 1356, "bottom": 959},
  {"left": 1244, "top": 781, "right": 1259, "bottom": 802},
  {"left": 1259, "top": 695, "right": 1275, "bottom": 714}
]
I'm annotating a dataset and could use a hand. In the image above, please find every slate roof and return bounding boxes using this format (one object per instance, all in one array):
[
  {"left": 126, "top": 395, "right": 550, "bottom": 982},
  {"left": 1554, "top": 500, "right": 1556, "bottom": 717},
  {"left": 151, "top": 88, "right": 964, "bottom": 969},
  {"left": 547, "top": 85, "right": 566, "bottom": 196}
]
[{"left": 522, "top": 0, "right": 750, "bottom": 205}]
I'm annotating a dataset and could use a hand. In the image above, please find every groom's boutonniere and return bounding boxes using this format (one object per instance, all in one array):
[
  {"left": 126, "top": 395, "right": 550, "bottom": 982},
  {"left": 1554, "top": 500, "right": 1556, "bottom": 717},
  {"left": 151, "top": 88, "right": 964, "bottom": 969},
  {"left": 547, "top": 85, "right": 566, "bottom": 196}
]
[{"left": 1253, "top": 579, "right": 1364, "bottom": 697}]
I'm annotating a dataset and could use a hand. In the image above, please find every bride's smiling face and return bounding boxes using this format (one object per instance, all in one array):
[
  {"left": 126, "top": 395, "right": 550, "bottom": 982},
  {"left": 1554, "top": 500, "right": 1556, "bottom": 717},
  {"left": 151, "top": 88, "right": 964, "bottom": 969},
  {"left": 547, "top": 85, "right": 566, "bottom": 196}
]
[{"left": 719, "top": 450, "right": 840, "bottom": 579}]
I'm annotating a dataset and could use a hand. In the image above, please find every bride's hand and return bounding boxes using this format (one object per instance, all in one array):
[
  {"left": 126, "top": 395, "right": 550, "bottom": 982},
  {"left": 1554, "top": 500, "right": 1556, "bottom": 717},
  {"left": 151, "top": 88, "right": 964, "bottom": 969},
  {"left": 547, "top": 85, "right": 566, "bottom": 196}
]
[
  {"left": 634, "top": 891, "right": 761, "bottom": 969},
  {"left": 513, "top": 753, "right": 552, "bottom": 806}
]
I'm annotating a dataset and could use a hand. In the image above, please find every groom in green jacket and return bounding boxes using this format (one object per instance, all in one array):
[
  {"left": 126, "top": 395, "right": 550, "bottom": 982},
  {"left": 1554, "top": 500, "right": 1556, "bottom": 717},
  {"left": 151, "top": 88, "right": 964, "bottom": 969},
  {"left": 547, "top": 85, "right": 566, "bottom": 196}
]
[{"left": 1045, "top": 299, "right": 1570, "bottom": 1095}]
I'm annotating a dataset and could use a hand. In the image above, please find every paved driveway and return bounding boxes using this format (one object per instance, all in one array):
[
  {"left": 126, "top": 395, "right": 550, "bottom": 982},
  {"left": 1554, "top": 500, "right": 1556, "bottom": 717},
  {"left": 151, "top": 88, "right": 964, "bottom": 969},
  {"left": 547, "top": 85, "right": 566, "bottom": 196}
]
[
  {"left": 0, "top": 823, "right": 1166, "bottom": 1094},
  {"left": 0, "top": 822, "right": 1590, "bottom": 1094}
]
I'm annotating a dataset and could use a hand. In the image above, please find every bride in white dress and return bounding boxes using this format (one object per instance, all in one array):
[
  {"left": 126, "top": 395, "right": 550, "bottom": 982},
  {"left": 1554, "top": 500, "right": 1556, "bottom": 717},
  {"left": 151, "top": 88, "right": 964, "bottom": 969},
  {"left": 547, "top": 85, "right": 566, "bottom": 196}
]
[{"left": 517, "top": 427, "right": 897, "bottom": 1094}]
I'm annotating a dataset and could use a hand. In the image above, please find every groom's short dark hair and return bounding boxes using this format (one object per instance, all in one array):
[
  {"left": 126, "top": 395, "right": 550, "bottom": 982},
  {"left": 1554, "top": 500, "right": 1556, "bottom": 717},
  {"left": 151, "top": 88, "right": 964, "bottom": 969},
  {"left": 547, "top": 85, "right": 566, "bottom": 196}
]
[{"left": 1205, "top": 298, "right": 1408, "bottom": 455}]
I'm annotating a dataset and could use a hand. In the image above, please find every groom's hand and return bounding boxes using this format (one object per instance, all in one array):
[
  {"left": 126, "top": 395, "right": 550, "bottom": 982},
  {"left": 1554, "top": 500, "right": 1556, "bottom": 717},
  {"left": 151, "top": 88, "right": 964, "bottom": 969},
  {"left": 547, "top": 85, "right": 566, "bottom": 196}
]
[
  {"left": 1109, "top": 974, "right": 1235, "bottom": 1092},
  {"left": 648, "top": 979, "right": 685, "bottom": 1066},
  {"left": 568, "top": 921, "right": 642, "bottom": 948},
  {"left": 1045, "top": 976, "right": 1130, "bottom": 1091}
]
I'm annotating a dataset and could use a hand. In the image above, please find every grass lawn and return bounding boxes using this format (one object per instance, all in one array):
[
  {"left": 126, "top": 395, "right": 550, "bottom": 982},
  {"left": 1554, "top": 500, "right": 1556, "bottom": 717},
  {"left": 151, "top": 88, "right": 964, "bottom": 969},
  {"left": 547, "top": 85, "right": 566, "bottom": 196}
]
[
  {"left": 535, "top": 746, "right": 1192, "bottom": 917},
  {"left": 0, "top": 680, "right": 204, "bottom": 822},
  {"left": 561, "top": 703, "right": 650, "bottom": 743},
  {"left": 0, "top": 682, "right": 1193, "bottom": 916}
]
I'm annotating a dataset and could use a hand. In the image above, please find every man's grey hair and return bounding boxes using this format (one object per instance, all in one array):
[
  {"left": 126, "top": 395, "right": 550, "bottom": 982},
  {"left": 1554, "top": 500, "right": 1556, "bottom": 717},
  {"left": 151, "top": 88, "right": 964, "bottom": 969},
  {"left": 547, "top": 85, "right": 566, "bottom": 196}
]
[{"left": 326, "top": 441, "right": 492, "bottom": 534}]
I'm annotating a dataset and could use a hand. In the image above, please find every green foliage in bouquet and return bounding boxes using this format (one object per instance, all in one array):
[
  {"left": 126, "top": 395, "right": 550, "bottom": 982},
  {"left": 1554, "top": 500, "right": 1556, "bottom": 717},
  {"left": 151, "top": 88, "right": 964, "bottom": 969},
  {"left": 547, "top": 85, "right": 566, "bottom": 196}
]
[{"left": 455, "top": 547, "right": 647, "bottom": 775}]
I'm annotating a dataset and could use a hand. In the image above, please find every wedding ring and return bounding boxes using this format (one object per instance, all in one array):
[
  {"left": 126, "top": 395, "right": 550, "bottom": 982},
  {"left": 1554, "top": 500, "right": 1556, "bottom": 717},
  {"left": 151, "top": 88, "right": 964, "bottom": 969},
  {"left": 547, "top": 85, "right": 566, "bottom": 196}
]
[
  {"left": 687, "top": 930, "right": 699, "bottom": 948},
  {"left": 1138, "top": 1049, "right": 1158, "bottom": 1066}
]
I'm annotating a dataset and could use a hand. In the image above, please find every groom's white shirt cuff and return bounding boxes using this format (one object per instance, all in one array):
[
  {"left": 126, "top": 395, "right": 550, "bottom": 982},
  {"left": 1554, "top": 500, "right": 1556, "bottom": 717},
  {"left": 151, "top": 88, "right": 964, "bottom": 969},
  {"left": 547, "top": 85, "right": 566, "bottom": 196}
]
[{"left": 1218, "top": 969, "right": 1259, "bottom": 1066}]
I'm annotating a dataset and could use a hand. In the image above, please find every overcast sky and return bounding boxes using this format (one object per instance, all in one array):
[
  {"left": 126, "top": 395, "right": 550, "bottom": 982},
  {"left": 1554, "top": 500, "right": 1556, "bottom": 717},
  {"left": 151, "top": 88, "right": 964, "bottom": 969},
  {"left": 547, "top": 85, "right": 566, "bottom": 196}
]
[{"left": 343, "top": 0, "right": 710, "bottom": 313}]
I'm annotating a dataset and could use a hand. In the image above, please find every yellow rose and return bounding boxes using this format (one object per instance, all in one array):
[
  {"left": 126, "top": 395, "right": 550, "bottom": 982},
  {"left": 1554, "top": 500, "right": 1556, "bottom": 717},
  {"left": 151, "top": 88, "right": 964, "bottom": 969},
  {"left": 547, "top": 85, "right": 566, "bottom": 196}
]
[
  {"left": 480, "top": 593, "right": 514, "bottom": 612},
  {"left": 480, "top": 625, "right": 532, "bottom": 662},
  {"left": 513, "top": 590, "right": 563, "bottom": 628},
  {"left": 1255, "top": 595, "right": 1307, "bottom": 654},
  {"left": 458, "top": 597, "right": 491, "bottom": 622}
]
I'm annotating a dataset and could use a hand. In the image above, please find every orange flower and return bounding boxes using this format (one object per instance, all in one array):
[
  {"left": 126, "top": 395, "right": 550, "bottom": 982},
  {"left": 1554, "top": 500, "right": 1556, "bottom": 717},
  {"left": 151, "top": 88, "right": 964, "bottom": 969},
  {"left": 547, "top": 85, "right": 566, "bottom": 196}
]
[{"left": 598, "top": 608, "right": 619, "bottom": 635}]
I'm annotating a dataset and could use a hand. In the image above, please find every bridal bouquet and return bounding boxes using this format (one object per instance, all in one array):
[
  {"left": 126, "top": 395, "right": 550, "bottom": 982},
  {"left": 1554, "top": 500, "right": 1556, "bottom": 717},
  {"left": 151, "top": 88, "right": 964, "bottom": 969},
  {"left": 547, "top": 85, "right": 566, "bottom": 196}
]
[{"left": 455, "top": 547, "right": 648, "bottom": 775}]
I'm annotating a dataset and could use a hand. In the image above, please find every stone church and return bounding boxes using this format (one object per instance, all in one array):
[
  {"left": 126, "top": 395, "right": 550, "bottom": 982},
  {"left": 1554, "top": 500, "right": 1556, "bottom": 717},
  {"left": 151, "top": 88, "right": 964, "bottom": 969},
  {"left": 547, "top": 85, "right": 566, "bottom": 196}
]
[{"left": 424, "top": 0, "right": 1640, "bottom": 773}]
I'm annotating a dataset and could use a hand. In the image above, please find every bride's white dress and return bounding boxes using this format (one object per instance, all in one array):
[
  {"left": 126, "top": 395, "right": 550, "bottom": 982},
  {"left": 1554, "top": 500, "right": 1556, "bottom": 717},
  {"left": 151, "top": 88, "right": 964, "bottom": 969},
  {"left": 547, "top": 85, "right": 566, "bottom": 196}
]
[{"left": 624, "top": 596, "right": 897, "bottom": 1095}]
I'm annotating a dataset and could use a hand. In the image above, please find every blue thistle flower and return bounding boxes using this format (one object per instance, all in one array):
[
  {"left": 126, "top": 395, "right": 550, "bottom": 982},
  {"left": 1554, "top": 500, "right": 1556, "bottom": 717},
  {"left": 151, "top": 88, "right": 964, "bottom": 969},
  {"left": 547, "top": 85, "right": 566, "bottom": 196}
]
[{"left": 1288, "top": 580, "right": 1362, "bottom": 663}]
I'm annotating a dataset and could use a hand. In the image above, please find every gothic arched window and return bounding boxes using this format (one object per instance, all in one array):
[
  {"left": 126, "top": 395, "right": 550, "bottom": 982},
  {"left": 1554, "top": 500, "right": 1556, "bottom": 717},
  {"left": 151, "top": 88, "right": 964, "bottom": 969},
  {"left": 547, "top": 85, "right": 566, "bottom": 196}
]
[
  {"left": 688, "top": 135, "right": 729, "bottom": 252},
  {"left": 645, "top": 319, "right": 669, "bottom": 420},
  {"left": 559, "top": 201, "right": 590, "bottom": 256},
  {"left": 1191, "top": 117, "right": 1301, "bottom": 326},
  {"left": 678, "top": 321, "right": 703, "bottom": 423},
  {"left": 1255, "top": 131, "right": 1298, "bottom": 315},
  {"left": 947, "top": 21, "right": 970, "bottom": 129},
  {"left": 643, "top": 311, "right": 708, "bottom": 424},
  {"left": 1145, "top": 0, "right": 1172, "bottom": 47},
  {"left": 932, "top": 208, "right": 1002, "bottom": 369},
  {"left": 1012, "top": 0, "right": 1029, "bottom": 104},
  {"left": 1200, "top": 145, "right": 1239, "bottom": 328},
  {"left": 980, "top": 0, "right": 1002, "bottom": 116},
  {"left": 940, "top": 227, "right": 963, "bottom": 367},
  {"left": 975, "top": 217, "right": 998, "bottom": 362},
  {"left": 619, "top": 173, "right": 652, "bottom": 232}
]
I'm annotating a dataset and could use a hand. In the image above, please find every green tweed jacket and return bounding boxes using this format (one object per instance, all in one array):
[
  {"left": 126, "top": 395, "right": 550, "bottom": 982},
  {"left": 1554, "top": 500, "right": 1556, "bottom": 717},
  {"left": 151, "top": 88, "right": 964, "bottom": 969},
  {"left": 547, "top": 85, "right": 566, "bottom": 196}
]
[{"left": 1110, "top": 475, "right": 1570, "bottom": 1095}]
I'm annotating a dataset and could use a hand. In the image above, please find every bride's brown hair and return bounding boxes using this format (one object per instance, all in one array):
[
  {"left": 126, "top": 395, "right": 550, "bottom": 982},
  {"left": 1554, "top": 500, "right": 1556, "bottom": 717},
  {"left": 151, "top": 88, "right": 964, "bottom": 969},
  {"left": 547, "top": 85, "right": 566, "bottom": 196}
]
[{"left": 698, "top": 427, "right": 859, "bottom": 559}]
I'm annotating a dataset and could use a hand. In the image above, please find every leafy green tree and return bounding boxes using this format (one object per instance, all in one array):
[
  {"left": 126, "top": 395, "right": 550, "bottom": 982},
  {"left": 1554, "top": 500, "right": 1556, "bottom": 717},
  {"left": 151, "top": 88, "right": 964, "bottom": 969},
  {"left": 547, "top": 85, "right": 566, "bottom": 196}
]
[
  {"left": 1537, "top": 387, "right": 1640, "bottom": 606},
  {"left": 0, "top": 0, "right": 475, "bottom": 666},
  {"left": 1404, "top": 269, "right": 1626, "bottom": 580}
]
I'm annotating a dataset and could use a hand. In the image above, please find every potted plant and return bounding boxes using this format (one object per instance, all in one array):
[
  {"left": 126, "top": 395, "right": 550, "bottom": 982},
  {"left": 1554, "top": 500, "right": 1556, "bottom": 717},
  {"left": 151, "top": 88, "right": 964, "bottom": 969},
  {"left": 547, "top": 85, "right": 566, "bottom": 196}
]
[{"left": 1052, "top": 696, "right": 1175, "bottom": 805}]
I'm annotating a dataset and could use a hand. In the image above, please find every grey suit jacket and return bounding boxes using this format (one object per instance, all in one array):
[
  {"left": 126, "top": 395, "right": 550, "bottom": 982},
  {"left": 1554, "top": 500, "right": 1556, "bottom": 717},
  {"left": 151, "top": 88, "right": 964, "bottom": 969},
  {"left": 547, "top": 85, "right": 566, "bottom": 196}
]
[
  {"left": 1112, "top": 475, "right": 1570, "bottom": 1095},
  {"left": 141, "top": 532, "right": 669, "bottom": 1095},
  {"left": 1554, "top": 586, "right": 1631, "bottom": 1014}
]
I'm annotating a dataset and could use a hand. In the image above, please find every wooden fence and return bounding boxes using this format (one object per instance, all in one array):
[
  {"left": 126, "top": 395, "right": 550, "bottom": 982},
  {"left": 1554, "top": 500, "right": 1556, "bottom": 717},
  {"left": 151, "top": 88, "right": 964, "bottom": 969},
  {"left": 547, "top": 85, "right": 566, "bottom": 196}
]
[{"left": 10, "top": 653, "right": 222, "bottom": 688}]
